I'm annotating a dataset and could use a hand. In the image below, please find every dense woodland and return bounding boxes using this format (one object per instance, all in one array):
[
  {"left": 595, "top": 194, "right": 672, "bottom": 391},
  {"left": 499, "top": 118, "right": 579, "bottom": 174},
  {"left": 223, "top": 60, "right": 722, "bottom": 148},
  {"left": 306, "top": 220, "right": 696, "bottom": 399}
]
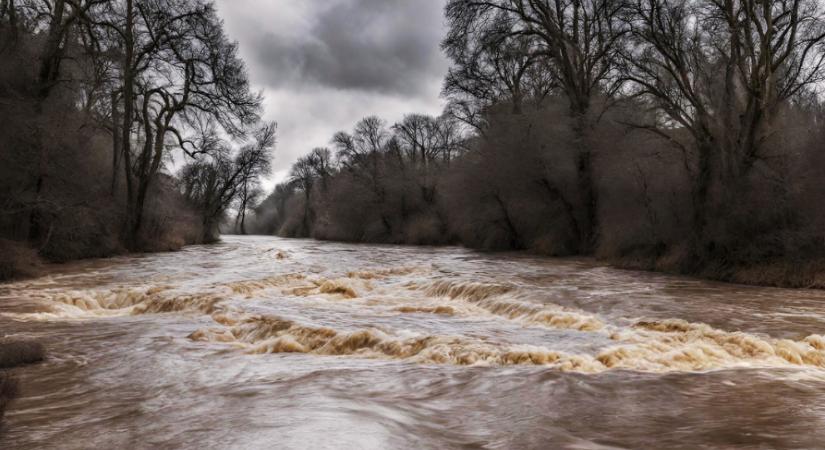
[
  {"left": 247, "top": 0, "right": 825, "bottom": 286},
  {"left": 0, "top": 0, "right": 273, "bottom": 280},
  {"left": 2, "top": 0, "right": 825, "bottom": 287}
]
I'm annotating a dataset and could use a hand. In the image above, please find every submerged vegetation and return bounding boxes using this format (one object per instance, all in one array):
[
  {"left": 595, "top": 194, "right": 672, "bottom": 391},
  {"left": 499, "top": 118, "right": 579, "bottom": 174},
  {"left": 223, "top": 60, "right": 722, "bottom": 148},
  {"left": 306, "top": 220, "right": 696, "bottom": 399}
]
[
  {"left": 0, "top": 340, "right": 44, "bottom": 422},
  {"left": 0, "top": 370, "right": 16, "bottom": 424},
  {"left": 247, "top": 0, "right": 825, "bottom": 287},
  {"left": 0, "top": 0, "right": 273, "bottom": 281}
]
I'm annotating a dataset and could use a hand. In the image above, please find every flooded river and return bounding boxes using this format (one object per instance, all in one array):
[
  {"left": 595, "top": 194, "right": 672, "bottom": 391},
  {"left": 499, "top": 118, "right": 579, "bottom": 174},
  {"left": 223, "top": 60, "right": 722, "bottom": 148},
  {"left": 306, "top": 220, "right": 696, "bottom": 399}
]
[{"left": 2, "top": 236, "right": 825, "bottom": 449}]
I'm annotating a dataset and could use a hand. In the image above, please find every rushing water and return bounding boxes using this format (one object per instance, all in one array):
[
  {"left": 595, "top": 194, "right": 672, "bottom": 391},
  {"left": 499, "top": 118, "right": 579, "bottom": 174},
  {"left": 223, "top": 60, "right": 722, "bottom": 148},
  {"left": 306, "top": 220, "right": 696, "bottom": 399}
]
[{"left": 2, "top": 236, "right": 825, "bottom": 449}]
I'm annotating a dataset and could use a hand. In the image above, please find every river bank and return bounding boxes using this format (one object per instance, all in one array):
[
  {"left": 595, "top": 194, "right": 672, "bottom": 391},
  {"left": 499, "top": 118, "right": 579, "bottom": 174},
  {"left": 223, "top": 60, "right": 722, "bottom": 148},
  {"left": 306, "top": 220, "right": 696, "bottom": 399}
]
[
  {"left": 609, "top": 252, "right": 825, "bottom": 290},
  {"left": 7, "top": 229, "right": 825, "bottom": 293},
  {"left": 0, "top": 237, "right": 197, "bottom": 283}
]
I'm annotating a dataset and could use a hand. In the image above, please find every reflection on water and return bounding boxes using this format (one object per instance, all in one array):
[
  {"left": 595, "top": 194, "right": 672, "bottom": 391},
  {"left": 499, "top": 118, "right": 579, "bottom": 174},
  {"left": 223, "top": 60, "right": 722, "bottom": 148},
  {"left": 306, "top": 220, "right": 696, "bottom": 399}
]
[{"left": 2, "top": 236, "right": 825, "bottom": 449}]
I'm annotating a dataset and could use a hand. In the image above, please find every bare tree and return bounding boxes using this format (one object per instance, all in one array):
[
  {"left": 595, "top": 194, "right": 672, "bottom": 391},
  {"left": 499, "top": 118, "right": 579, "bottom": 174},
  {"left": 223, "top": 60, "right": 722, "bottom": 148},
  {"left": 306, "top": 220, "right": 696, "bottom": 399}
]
[
  {"left": 233, "top": 184, "right": 261, "bottom": 235},
  {"left": 111, "top": 0, "right": 262, "bottom": 246},
  {"left": 433, "top": 114, "right": 464, "bottom": 166},
  {"left": 2, "top": 1, "right": 117, "bottom": 244},
  {"left": 393, "top": 114, "right": 464, "bottom": 170},
  {"left": 333, "top": 116, "right": 387, "bottom": 168},
  {"left": 621, "top": 0, "right": 825, "bottom": 248},
  {"left": 233, "top": 122, "right": 275, "bottom": 234},
  {"left": 307, "top": 147, "right": 334, "bottom": 190},
  {"left": 333, "top": 116, "right": 389, "bottom": 196},
  {"left": 442, "top": 9, "right": 553, "bottom": 116},
  {"left": 445, "top": 0, "right": 628, "bottom": 252},
  {"left": 7, "top": 0, "right": 107, "bottom": 100},
  {"left": 393, "top": 114, "right": 439, "bottom": 169},
  {"left": 180, "top": 121, "right": 274, "bottom": 241}
]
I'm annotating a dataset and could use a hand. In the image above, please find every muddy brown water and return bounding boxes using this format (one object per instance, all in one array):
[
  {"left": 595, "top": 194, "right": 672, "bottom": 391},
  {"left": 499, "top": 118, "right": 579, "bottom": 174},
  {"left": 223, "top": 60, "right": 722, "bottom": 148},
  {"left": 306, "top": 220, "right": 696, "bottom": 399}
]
[{"left": 1, "top": 236, "right": 825, "bottom": 449}]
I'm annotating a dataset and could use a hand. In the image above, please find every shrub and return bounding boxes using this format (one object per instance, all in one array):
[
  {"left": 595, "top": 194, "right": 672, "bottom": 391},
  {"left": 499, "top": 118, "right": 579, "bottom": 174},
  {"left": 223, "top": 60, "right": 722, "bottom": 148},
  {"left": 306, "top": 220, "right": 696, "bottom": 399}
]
[{"left": 0, "top": 240, "right": 41, "bottom": 282}]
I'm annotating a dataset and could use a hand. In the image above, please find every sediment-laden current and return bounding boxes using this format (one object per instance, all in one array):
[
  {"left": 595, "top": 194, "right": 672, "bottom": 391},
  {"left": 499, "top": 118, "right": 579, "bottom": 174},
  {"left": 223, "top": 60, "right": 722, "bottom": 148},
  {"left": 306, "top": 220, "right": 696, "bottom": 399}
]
[{"left": 2, "top": 236, "right": 825, "bottom": 448}]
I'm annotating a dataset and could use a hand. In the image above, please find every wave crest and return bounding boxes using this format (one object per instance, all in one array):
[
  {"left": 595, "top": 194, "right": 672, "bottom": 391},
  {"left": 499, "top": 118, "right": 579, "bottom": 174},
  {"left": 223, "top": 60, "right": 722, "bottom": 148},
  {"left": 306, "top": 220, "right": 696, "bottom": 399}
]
[
  {"left": 189, "top": 314, "right": 602, "bottom": 370},
  {"left": 416, "top": 280, "right": 604, "bottom": 331}
]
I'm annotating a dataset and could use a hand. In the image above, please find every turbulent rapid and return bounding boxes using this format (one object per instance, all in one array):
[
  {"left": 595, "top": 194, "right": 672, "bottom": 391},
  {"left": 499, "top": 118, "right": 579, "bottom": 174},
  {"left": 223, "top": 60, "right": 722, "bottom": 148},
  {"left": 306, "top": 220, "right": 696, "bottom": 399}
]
[{"left": 2, "top": 237, "right": 825, "bottom": 449}]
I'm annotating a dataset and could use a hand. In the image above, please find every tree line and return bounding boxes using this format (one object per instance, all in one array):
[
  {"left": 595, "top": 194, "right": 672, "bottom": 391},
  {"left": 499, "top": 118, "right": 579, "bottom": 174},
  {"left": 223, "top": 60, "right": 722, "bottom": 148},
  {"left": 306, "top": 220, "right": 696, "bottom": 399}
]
[
  {"left": 0, "top": 0, "right": 273, "bottom": 280},
  {"left": 248, "top": 0, "right": 825, "bottom": 286}
]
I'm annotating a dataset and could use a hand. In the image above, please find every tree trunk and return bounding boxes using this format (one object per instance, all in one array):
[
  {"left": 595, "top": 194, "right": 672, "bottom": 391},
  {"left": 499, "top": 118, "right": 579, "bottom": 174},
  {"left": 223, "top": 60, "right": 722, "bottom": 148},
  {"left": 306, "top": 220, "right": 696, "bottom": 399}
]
[
  {"left": 690, "top": 138, "right": 715, "bottom": 261},
  {"left": 131, "top": 118, "right": 167, "bottom": 246},
  {"left": 302, "top": 191, "right": 312, "bottom": 237},
  {"left": 512, "top": 86, "right": 523, "bottom": 114},
  {"left": 492, "top": 192, "right": 521, "bottom": 249},
  {"left": 27, "top": 1, "right": 70, "bottom": 245},
  {"left": 110, "top": 91, "right": 121, "bottom": 196},
  {"left": 538, "top": 177, "right": 581, "bottom": 253},
  {"left": 572, "top": 110, "right": 597, "bottom": 254},
  {"left": 1, "top": 0, "right": 18, "bottom": 38},
  {"left": 121, "top": 0, "right": 136, "bottom": 248},
  {"left": 37, "top": 0, "right": 66, "bottom": 100},
  {"left": 26, "top": 165, "right": 45, "bottom": 244},
  {"left": 239, "top": 209, "right": 247, "bottom": 235}
]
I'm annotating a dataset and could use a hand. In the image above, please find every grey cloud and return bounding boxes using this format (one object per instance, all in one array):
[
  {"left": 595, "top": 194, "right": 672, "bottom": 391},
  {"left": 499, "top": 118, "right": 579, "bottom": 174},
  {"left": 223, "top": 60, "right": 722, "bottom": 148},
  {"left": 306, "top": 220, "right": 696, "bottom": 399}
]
[
  {"left": 215, "top": 0, "right": 449, "bottom": 181},
  {"left": 244, "top": 0, "right": 448, "bottom": 96}
]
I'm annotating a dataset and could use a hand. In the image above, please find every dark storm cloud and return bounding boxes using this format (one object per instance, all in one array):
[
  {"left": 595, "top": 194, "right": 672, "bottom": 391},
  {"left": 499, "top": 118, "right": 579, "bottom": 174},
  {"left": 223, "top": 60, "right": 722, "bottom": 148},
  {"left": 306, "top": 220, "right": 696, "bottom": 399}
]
[
  {"left": 244, "top": 0, "right": 447, "bottom": 95},
  {"left": 216, "top": 0, "right": 449, "bottom": 184}
]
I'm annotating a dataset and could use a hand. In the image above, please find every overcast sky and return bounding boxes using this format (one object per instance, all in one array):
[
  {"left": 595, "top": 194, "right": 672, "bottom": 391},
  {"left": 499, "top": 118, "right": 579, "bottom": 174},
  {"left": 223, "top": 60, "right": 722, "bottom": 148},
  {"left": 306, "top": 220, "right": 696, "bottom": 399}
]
[{"left": 214, "top": 0, "right": 450, "bottom": 186}]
